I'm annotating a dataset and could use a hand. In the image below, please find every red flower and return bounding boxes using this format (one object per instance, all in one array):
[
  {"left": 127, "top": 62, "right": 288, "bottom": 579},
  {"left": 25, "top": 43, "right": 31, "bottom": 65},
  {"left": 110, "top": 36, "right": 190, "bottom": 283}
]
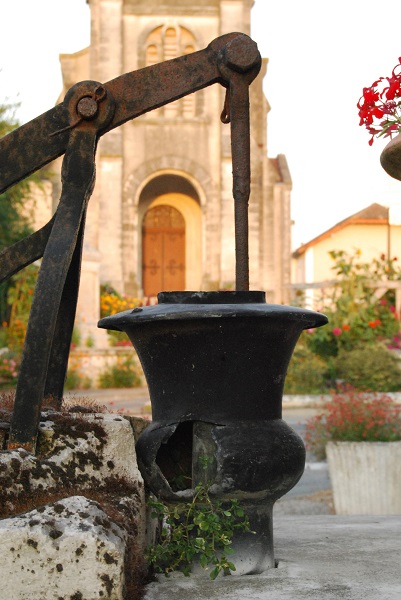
[
  {"left": 358, "top": 59, "right": 401, "bottom": 144},
  {"left": 342, "top": 324, "right": 351, "bottom": 331},
  {"left": 332, "top": 327, "right": 342, "bottom": 336}
]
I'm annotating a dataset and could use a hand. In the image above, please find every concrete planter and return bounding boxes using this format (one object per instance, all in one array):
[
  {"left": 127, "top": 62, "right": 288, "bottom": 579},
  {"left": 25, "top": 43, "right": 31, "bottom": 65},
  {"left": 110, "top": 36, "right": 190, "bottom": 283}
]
[{"left": 327, "top": 441, "right": 401, "bottom": 515}]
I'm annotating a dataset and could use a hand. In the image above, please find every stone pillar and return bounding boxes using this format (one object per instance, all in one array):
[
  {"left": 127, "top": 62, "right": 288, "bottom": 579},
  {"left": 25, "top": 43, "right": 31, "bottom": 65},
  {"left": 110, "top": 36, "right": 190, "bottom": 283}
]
[
  {"left": 219, "top": 0, "right": 252, "bottom": 36},
  {"left": 260, "top": 156, "right": 275, "bottom": 302},
  {"left": 97, "top": 153, "right": 124, "bottom": 292},
  {"left": 76, "top": 244, "right": 109, "bottom": 349},
  {"left": 78, "top": 0, "right": 124, "bottom": 350},
  {"left": 90, "top": 0, "right": 124, "bottom": 292}
]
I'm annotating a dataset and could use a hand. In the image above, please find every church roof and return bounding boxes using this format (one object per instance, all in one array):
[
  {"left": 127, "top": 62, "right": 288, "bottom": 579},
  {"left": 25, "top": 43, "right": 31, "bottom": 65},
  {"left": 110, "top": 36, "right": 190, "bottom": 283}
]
[
  {"left": 269, "top": 154, "right": 292, "bottom": 185},
  {"left": 293, "top": 203, "right": 389, "bottom": 258}
]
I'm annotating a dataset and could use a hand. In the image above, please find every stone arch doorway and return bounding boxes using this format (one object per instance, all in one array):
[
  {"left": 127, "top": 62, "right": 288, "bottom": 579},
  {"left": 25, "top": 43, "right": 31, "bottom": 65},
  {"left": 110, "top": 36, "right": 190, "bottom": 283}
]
[
  {"left": 138, "top": 175, "right": 202, "bottom": 295},
  {"left": 142, "top": 205, "right": 186, "bottom": 296}
]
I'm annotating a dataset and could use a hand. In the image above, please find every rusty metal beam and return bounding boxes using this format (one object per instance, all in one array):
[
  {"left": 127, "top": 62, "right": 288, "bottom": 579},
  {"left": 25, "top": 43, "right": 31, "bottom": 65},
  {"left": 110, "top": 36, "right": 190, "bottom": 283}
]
[{"left": 1, "top": 33, "right": 261, "bottom": 451}]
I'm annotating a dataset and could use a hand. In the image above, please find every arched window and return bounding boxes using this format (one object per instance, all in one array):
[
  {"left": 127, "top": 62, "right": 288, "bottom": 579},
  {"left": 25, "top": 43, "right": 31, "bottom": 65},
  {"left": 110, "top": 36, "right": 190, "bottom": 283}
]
[{"left": 145, "top": 26, "right": 197, "bottom": 118}]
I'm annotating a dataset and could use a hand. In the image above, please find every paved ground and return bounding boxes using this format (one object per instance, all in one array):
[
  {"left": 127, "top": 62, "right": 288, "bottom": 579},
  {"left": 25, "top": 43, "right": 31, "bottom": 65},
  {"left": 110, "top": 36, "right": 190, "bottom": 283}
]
[
  {"left": 64, "top": 386, "right": 152, "bottom": 417},
  {"left": 144, "top": 516, "right": 401, "bottom": 600},
  {"left": 66, "top": 388, "right": 401, "bottom": 599}
]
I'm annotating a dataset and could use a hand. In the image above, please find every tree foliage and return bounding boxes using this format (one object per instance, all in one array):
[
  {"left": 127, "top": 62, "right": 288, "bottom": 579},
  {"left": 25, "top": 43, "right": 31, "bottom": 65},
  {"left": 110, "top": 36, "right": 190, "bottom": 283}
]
[
  {"left": 0, "top": 102, "right": 33, "bottom": 252},
  {"left": 305, "top": 249, "right": 401, "bottom": 358},
  {"left": 0, "top": 102, "right": 35, "bottom": 326}
]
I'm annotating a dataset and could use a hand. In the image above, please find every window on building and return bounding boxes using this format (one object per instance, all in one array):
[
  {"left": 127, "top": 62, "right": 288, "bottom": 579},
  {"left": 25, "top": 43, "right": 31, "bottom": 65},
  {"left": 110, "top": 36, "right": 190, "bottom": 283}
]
[{"left": 145, "top": 25, "right": 197, "bottom": 118}]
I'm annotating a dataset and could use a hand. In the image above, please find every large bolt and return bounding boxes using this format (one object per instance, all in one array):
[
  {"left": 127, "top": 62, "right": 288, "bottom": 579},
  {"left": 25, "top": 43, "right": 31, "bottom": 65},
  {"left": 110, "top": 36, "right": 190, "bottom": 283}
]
[
  {"left": 77, "top": 96, "right": 99, "bottom": 120},
  {"left": 224, "top": 36, "right": 260, "bottom": 74}
]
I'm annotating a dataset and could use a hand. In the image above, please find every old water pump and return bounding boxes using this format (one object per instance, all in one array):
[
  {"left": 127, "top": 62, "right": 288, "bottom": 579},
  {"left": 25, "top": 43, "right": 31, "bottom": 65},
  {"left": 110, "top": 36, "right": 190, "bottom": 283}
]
[
  {"left": 99, "top": 292, "right": 326, "bottom": 573},
  {"left": 0, "top": 31, "right": 327, "bottom": 574},
  {"left": 96, "top": 36, "right": 328, "bottom": 573}
]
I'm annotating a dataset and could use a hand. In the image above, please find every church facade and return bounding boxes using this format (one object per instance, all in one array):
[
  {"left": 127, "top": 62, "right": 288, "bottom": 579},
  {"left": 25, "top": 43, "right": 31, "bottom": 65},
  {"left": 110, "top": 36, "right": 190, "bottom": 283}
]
[{"left": 52, "top": 0, "right": 292, "bottom": 341}]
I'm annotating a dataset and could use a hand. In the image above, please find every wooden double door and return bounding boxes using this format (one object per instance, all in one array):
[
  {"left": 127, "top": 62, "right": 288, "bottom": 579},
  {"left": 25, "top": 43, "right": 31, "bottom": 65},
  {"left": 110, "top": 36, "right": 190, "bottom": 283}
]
[{"left": 142, "top": 205, "right": 186, "bottom": 296}]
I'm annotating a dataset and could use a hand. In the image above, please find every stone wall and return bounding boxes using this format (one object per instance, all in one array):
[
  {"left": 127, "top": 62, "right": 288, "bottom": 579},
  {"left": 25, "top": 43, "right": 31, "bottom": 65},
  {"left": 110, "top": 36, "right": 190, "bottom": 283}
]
[{"left": 67, "top": 347, "right": 143, "bottom": 390}]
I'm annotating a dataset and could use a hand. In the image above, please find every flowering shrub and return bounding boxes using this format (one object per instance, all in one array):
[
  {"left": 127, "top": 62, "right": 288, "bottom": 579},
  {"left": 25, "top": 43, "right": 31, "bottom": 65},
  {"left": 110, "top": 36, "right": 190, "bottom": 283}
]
[
  {"left": 305, "top": 386, "right": 401, "bottom": 460},
  {"left": 0, "top": 352, "right": 19, "bottom": 387},
  {"left": 100, "top": 284, "right": 145, "bottom": 347},
  {"left": 100, "top": 284, "right": 143, "bottom": 318},
  {"left": 358, "top": 57, "right": 401, "bottom": 145},
  {"left": 3, "top": 264, "right": 38, "bottom": 353},
  {"left": 305, "top": 250, "right": 401, "bottom": 358},
  {"left": 333, "top": 345, "right": 401, "bottom": 392},
  {"left": 284, "top": 344, "right": 328, "bottom": 394},
  {"left": 287, "top": 249, "right": 401, "bottom": 393},
  {"left": 4, "top": 319, "right": 27, "bottom": 353},
  {"left": 64, "top": 361, "right": 92, "bottom": 391},
  {"left": 98, "top": 354, "right": 142, "bottom": 388}
]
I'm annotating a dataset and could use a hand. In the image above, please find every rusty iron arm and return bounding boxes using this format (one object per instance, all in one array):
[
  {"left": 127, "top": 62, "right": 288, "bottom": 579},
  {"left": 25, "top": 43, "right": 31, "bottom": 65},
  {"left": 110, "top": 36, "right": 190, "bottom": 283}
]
[
  {"left": 1, "top": 32, "right": 261, "bottom": 452},
  {"left": 0, "top": 33, "right": 260, "bottom": 193},
  {"left": 0, "top": 33, "right": 260, "bottom": 291},
  {"left": 8, "top": 126, "right": 98, "bottom": 449}
]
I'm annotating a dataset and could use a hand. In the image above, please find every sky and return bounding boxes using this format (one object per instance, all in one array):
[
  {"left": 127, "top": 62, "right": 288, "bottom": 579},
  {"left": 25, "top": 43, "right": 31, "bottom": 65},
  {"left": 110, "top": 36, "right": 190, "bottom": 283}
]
[{"left": 1, "top": 0, "right": 401, "bottom": 249}]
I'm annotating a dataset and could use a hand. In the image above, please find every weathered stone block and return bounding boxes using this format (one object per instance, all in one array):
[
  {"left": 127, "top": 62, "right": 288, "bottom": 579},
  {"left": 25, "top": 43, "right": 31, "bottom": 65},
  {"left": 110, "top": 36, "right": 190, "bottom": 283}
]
[
  {"left": 0, "top": 413, "right": 144, "bottom": 504},
  {"left": 0, "top": 412, "right": 148, "bottom": 598},
  {"left": 0, "top": 496, "right": 128, "bottom": 599}
]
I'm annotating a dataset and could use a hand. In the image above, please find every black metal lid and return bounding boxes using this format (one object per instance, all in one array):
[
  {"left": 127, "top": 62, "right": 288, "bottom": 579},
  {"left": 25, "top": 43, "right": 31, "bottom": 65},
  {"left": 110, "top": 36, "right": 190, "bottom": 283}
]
[
  {"left": 157, "top": 291, "right": 266, "bottom": 304},
  {"left": 98, "top": 290, "right": 328, "bottom": 331}
]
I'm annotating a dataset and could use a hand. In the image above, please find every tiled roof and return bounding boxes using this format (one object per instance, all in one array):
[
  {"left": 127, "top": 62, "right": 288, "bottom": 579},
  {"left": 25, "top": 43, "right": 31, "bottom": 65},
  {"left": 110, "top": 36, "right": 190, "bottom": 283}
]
[{"left": 293, "top": 203, "right": 389, "bottom": 257}]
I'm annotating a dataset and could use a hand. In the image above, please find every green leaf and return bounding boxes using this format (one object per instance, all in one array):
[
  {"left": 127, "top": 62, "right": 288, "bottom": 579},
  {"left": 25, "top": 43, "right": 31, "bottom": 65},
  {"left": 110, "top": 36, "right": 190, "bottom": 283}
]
[
  {"left": 200, "top": 554, "right": 208, "bottom": 568},
  {"left": 145, "top": 483, "right": 251, "bottom": 579}
]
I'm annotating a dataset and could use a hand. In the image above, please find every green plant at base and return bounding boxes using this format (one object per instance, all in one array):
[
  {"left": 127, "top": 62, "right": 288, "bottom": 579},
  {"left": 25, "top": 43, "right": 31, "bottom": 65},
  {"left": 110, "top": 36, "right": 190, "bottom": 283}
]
[{"left": 146, "top": 483, "right": 252, "bottom": 580}]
